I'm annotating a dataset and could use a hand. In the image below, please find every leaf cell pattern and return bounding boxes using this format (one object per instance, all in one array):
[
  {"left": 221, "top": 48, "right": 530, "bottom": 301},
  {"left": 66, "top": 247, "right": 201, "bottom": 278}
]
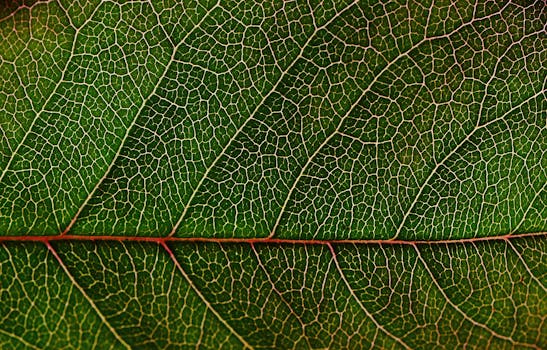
[{"left": 0, "top": 0, "right": 545, "bottom": 348}]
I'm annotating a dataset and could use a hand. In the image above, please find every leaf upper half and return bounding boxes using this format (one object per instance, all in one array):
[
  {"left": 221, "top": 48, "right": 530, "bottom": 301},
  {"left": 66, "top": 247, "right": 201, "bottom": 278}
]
[{"left": 0, "top": 0, "right": 544, "bottom": 239}]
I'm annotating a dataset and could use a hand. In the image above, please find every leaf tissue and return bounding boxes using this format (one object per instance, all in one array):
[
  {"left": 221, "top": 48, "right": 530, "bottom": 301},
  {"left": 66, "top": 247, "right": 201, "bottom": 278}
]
[{"left": 0, "top": 0, "right": 545, "bottom": 348}]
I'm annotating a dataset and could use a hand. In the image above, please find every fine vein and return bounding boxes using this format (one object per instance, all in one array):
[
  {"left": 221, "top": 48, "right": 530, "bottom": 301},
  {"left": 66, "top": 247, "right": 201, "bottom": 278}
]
[
  {"left": 328, "top": 243, "right": 412, "bottom": 350},
  {"left": 161, "top": 242, "right": 253, "bottom": 350},
  {"left": 61, "top": 2, "right": 222, "bottom": 235},
  {"left": 168, "top": 0, "right": 360, "bottom": 237},
  {"left": 45, "top": 242, "right": 132, "bottom": 350},
  {"left": 413, "top": 244, "right": 540, "bottom": 349}
]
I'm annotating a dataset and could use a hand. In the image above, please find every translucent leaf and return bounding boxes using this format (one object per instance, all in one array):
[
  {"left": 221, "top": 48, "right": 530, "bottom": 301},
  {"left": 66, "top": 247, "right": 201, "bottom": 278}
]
[{"left": 0, "top": 0, "right": 545, "bottom": 348}]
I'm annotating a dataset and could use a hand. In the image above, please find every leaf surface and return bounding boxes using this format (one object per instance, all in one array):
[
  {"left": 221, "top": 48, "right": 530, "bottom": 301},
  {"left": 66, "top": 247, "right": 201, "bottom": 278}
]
[{"left": 0, "top": 0, "right": 545, "bottom": 348}]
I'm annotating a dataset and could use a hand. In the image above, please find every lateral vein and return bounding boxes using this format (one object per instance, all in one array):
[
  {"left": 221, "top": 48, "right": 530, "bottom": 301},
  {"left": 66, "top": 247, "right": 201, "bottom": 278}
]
[
  {"left": 168, "top": 0, "right": 360, "bottom": 237},
  {"left": 61, "top": 2, "right": 222, "bottom": 235},
  {"left": 413, "top": 244, "right": 540, "bottom": 349},
  {"left": 160, "top": 242, "right": 254, "bottom": 350},
  {"left": 328, "top": 243, "right": 412, "bottom": 350},
  {"left": 45, "top": 242, "right": 132, "bottom": 350}
]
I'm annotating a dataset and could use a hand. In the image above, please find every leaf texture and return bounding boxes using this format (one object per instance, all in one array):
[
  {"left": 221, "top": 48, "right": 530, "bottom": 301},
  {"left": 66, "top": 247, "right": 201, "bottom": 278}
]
[{"left": 0, "top": 0, "right": 545, "bottom": 348}]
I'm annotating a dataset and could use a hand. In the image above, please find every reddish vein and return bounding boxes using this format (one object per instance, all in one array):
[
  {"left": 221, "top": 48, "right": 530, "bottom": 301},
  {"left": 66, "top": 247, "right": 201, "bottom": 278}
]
[{"left": 0, "top": 232, "right": 544, "bottom": 245}]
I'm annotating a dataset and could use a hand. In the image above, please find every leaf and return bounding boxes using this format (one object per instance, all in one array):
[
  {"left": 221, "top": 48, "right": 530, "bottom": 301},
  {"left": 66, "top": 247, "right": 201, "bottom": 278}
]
[{"left": 0, "top": 0, "right": 545, "bottom": 348}]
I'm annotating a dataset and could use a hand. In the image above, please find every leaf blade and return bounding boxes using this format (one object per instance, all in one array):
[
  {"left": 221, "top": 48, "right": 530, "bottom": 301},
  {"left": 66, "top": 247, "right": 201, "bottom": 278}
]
[{"left": 0, "top": 0, "right": 545, "bottom": 348}]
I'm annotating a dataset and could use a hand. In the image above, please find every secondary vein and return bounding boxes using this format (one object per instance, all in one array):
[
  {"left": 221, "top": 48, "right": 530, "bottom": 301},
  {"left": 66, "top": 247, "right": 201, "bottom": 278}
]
[
  {"left": 160, "top": 241, "right": 254, "bottom": 350},
  {"left": 45, "top": 242, "right": 132, "bottom": 350}
]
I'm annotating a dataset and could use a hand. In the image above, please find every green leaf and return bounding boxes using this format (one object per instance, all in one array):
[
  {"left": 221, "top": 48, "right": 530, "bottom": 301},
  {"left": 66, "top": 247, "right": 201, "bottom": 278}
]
[{"left": 0, "top": 0, "right": 545, "bottom": 348}]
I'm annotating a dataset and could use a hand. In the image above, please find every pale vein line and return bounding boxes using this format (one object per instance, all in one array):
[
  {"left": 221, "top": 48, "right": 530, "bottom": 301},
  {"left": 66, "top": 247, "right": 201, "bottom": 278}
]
[
  {"left": 168, "top": 0, "right": 360, "bottom": 237},
  {"left": 328, "top": 243, "right": 412, "bottom": 350},
  {"left": 0, "top": 0, "right": 104, "bottom": 182},
  {"left": 195, "top": 309, "right": 208, "bottom": 350},
  {"left": 393, "top": 89, "right": 545, "bottom": 239},
  {"left": 472, "top": 29, "right": 544, "bottom": 237},
  {"left": 509, "top": 71, "right": 547, "bottom": 233},
  {"left": 512, "top": 176, "right": 547, "bottom": 235},
  {"left": 268, "top": 55, "right": 402, "bottom": 238},
  {"left": 468, "top": 242, "right": 497, "bottom": 327},
  {"left": 54, "top": 0, "right": 76, "bottom": 30},
  {"left": 61, "top": 2, "right": 221, "bottom": 235},
  {"left": 1, "top": 245, "right": 36, "bottom": 317},
  {"left": 267, "top": 8, "right": 516, "bottom": 239},
  {"left": 44, "top": 242, "right": 131, "bottom": 349},
  {"left": 251, "top": 244, "right": 312, "bottom": 350},
  {"left": 412, "top": 244, "right": 540, "bottom": 349},
  {"left": 506, "top": 239, "right": 547, "bottom": 292},
  {"left": 337, "top": 132, "right": 393, "bottom": 147},
  {"left": 0, "top": 0, "right": 53, "bottom": 25},
  {"left": 160, "top": 242, "right": 253, "bottom": 350},
  {"left": 0, "top": 329, "right": 41, "bottom": 350}
]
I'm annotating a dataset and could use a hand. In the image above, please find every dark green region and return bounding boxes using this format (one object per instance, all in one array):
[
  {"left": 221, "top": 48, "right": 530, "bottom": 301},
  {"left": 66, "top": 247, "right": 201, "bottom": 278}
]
[{"left": 0, "top": 0, "right": 25, "bottom": 20}]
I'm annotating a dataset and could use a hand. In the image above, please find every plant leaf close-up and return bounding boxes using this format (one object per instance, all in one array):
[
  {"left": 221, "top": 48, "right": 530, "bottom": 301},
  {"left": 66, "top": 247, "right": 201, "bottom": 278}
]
[{"left": 0, "top": 0, "right": 546, "bottom": 348}]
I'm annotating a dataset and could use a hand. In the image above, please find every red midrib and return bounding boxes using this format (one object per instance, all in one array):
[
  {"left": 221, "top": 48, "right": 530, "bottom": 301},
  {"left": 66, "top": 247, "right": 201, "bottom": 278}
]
[{"left": 0, "top": 232, "right": 544, "bottom": 245}]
